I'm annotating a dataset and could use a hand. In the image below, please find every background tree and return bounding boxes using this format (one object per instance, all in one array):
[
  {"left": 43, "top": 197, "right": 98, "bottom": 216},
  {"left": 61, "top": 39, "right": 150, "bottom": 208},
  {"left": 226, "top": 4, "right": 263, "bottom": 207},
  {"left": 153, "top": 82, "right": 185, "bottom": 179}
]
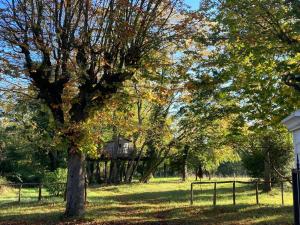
[
  {"left": 189, "top": 0, "right": 300, "bottom": 188},
  {"left": 0, "top": 96, "right": 66, "bottom": 182},
  {"left": 201, "top": 0, "right": 300, "bottom": 93},
  {"left": 239, "top": 128, "right": 293, "bottom": 191}
]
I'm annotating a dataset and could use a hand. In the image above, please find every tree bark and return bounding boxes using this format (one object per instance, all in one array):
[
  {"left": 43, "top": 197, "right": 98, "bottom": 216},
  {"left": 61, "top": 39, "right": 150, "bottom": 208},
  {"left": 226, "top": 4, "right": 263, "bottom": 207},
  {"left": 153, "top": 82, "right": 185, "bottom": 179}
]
[
  {"left": 109, "top": 159, "right": 121, "bottom": 184},
  {"left": 48, "top": 151, "right": 58, "bottom": 172},
  {"left": 87, "top": 161, "right": 95, "bottom": 184},
  {"left": 104, "top": 161, "right": 108, "bottom": 182},
  {"left": 65, "top": 150, "right": 86, "bottom": 217},
  {"left": 139, "top": 143, "right": 173, "bottom": 183},
  {"left": 182, "top": 145, "right": 189, "bottom": 181},
  {"left": 95, "top": 161, "right": 101, "bottom": 183},
  {"left": 124, "top": 161, "right": 134, "bottom": 183},
  {"left": 108, "top": 133, "right": 121, "bottom": 184},
  {"left": 182, "top": 163, "right": 188, "bottom": 181},
  {"left": 197, "top": 165, "right": 203, "bottom": 179},
  {"left": 263, "top": 151, "right": 272, "bottom": 192},
  {"left": 126, "top": 145, "right": 145, "bottom": 183},
  {"left": 164, "top": 163, "right": 167, "bottom": 177}
]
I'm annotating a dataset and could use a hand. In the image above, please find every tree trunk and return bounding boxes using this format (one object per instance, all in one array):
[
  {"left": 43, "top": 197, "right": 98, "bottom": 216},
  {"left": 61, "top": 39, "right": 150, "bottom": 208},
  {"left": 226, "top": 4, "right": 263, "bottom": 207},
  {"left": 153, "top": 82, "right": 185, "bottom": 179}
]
[
  {"left": 139, "top": 145, "right": 172, "bottom": 183},
  {"left": 119, "top": 161, "right": 125, "bottom": 182},
  {"left": 182, "top": 145, "right": 189, "bottom": 182},
  {"left": 87, "top": 161, "right": 94, "bottom": 184},
  {"left": 104, "top": 161, "right": 108, "bottom": 182},
  {"left": 48, "top": 150, "right": 58, "bottom": 172},
  {"left": 197, "top": 165, "right": 203, "bottom": 179},
  {"left": 124, "top": 161, "right": 134, "bottom": 183},
  {"left": 95, "top": 161, "right": 101, "bottom": 183},
  {"left": 208, "top": 172, "right": 211, "bottom": 180},
  {"left": 65, "top": 151, "right": 86, "bottom": 217},
  {"left": 126, "top": 147, "right": 144, "bottom": 183},
  {"left": 109, "top": 159, "right": 121, "bottom": 184},
  {"left": 108, "top": 134, "right": 121, "bottom": 184},
  {"left": 182, "top": 163, "right": 188, "bottom": 181},
  {"left": 263, "top": 151, "right": 272, "bottom": 192}
]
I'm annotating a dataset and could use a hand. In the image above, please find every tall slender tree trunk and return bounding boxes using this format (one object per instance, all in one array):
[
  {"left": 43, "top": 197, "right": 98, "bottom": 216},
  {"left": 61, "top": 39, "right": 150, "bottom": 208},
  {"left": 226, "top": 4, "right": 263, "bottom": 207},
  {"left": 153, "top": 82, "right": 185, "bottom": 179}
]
[
  {"left": 48, "top": 150, "right": 58, "bottom": 172},
  {"left": 126, "top": 145, "right": 144, "bottom": 183},
  {"left": 124, "top": 152, "right": 137, "bottom": 183},
  {"left": 109, "top": 132, "right": 121, "bottom": 184},
  {"left": 109, "top": 159, "right": 121, "bottom": 184},
  {"left": 87, "top": 161, "right": 95, "bottom": 184},
  {"left": 198, "top": 164, "right": 203, "bottom": 179},
  {"left": 263, "top": 151, "right": 272, "bottom": 192},
  {"left": 95, "top": 161, "right": 101, "bottom": 183},
  {"left": 104, "top": 161, "right": 108, "bottom": 182},
  {"left": 182, "top": 163, "right": 188, "bottom": 181},
  {"left": 182, "top": 145, "right": 189, "bottom": 182},
  {"left": 140, "top": 143, "right": 173, "bottom": 183},
  {"left": 65, "top": 150, "right": 86, "bottom": 217}
]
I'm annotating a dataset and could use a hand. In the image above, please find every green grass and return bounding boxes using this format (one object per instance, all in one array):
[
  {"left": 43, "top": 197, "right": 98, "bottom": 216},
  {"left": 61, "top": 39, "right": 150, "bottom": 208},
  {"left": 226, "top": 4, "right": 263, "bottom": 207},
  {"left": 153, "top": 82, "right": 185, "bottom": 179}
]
[{"left": 0, "top": 177, "right": 294, "bottom": 224}]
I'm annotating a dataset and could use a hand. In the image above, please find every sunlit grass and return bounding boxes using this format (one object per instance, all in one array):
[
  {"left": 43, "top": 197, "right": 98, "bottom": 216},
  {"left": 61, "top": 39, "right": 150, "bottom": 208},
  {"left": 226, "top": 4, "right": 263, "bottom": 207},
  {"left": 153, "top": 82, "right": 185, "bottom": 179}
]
[{"left": 0, "top": 177, "right": 294, "bottom": 224}]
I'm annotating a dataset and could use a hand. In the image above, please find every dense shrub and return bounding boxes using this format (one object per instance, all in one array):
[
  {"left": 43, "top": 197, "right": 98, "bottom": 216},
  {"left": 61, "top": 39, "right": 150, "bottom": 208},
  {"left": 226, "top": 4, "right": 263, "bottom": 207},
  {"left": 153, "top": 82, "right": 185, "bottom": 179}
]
[
  {"left": 43, "top": 168, "right": 67, "bottom": 196},
  {"left": 0, "top": 176, "right": 8, "bottom": 185},
  {"left": 216, "top": 161, "right": 248, "bottom": 177},
  {"left": 240, "top": 129, "right": 293, "bottom": 181},
  {"left": 0, "top": 176, "right": 9, "bottom": 194}
]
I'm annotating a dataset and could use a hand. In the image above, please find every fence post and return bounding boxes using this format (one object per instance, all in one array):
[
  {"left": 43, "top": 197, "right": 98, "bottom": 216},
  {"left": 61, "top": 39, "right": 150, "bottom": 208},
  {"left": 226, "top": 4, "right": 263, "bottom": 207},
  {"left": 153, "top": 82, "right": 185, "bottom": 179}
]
[
  {"left": 18, "top": 184, "right": 22, "bottom": 203},
  {"left": 38, "top": 183, "right": 42, "bottom": 202},
  {"left": 213, "top": 182, "right": 217, "bottom": 206},
  {"left": 255, "top": 181, "right": 259, "bottom": 205},
  {"left": 281, "top": 181, "right": 284, "bottom": 206},
  {"left": 233, "top": 181, "right": 236, "bottom": 205},
  {"left": 190, "top": 183, "right": 194, "bottom": 205},
  {"left": 64, "top": 183, "right": 67, "bottom": 202},
  {"left": 84, "top": 176, "right": 88, "bottom": 204}
]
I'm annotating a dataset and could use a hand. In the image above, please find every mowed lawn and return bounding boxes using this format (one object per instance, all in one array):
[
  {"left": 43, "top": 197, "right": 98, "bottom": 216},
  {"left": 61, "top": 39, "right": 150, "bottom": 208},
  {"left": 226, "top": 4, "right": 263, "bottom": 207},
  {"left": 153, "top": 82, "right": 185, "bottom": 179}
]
[{"left": 0, "top": 177, "right": 294, "bottom": 225}]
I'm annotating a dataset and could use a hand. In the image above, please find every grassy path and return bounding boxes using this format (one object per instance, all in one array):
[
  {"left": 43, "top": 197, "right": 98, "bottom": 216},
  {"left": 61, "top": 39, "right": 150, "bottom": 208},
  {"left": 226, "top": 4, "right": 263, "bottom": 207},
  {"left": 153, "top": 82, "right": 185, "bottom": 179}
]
[{"left": 0, "top": 177, "right": 294, "bottom": 224}]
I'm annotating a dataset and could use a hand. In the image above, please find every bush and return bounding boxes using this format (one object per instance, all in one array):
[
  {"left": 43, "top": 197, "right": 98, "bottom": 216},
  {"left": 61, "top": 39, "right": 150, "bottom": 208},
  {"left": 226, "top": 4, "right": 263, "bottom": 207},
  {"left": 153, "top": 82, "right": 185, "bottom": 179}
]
[
  {"left": 5, "top": 173, "right": 23, "bottom": 183},
  {"left": 216, "top": 161, "right": 248, "bottom": 177},
  {"left": 0, "top": 176, "right": 9, "bottom": 194},
  {"left": 240, "top": 129, "right": 293, "bottom": 181},
  {"left": 0, "top": 176, "right": 8, "bottom": 184},
  {"left": 43, "top": 168, "right": 67, "bottom": 196}
]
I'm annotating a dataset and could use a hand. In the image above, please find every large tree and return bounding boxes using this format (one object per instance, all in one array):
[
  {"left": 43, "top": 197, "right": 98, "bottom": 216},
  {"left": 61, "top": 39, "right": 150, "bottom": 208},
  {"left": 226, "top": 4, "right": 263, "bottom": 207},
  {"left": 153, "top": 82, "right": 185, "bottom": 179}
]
[
  {"left": 201, "top": 0, "right": 300, "bottom": 92},
  {"left": 0, "top": 0, "right": 193, "bottom": 216}
]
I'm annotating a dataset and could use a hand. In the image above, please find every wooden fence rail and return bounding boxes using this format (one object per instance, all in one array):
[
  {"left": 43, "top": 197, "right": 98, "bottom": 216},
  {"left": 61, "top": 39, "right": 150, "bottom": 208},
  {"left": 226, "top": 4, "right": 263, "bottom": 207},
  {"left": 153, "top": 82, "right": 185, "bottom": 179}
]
[
  {"left": 0, "top": 181, "right": 88, "bottom": 203},
  {"left": 190, "top": 180, "right": 291, "bottom": 206}
]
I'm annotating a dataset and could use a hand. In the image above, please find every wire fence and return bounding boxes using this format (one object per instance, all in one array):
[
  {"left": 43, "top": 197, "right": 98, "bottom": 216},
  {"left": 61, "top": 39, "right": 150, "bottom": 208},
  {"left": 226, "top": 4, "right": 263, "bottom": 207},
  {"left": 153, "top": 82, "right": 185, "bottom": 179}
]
[
  {"left": 190, "top": 179, "right": 292, "bottom": 206},
  {"left": 0, "top": 182, "right": 88, "bottom": 204},
  {"left": 1, "top": 179, "right": 293, "bottom": 206}
]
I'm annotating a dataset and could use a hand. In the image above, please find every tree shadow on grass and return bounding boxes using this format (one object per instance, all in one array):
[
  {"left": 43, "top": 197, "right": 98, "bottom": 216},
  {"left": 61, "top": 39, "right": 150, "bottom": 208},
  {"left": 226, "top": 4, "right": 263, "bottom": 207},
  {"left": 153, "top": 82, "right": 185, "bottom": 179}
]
[
  {"left": 88, "top": 185, "right": 258, "bottom": 205},
  {"left": 0, "top": 202, "right": 293, "bottom": 225},
  {"left": 85, "top": 204, "right": 293, "bottom": 225},
  {"left": 0, "top": 207, "right": 62, "bottom": 225},
  {"left": 0, "top": 187, "right": 294, "bottom": 225}
]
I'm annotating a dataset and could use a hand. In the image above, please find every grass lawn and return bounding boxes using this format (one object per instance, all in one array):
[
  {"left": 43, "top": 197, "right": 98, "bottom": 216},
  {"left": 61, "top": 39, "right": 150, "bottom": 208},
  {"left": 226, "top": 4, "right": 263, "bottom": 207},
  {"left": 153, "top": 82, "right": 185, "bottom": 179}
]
[{"left": 0, "top": 177, "right": 294, "bottom": 225}]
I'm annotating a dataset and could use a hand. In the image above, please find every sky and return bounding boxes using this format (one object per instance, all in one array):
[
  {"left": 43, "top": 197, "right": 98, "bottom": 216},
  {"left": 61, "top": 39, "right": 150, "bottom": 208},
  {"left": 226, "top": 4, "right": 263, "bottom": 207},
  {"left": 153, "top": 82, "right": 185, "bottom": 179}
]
[{"left": 185, "top": 0, "right": 200, "bottom": 10}]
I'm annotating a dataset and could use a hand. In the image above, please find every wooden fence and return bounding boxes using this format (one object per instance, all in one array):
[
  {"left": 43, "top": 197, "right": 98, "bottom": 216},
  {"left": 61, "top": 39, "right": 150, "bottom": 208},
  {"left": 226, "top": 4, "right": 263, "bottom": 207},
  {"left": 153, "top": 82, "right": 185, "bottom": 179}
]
[
  {"left": 190, "top": 180, "right": 291, "bottom": 206},
  {"left": 0, "top": 181, "right": 88, "bottom": 203}
]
